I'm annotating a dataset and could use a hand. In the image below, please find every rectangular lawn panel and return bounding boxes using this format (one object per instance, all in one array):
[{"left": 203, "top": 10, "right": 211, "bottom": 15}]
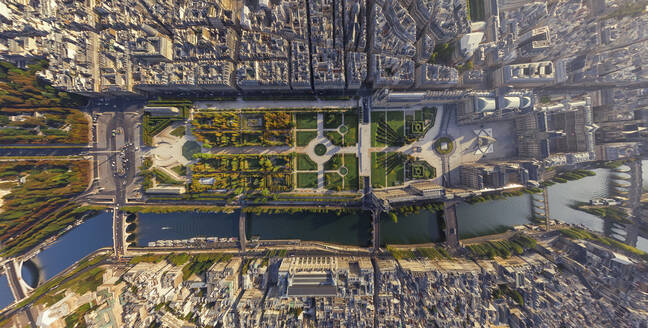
[
  {"left": 296, "top": 153, "right": 317, "bottom": 171},
  {"left": 325, "top": 131, "right": 343, "bottom": 146},
  {"left": 296, "top": 131, "right": 317, "bottom": 147},
  {"left": 343, "top": 113, "right": 358, "bottom": 146},
  {"left": 371, "top": 111, "right": 385, "bottom": 147},
  {"left": 324, "top": 112, "right": 343, "bottom": 129},
  {"left": 371, "top": 152, "right": 386, "bottom": 188},
  {"left": 296, "top": 172, "right": 318, "bottom": 188},
  {"left": 343, "top": 154, "right": 359, "bottom": 190},
  {"left": 295, "top": 113, "right": 317, "bottom": 129},
  {"left": 325, "top": 172, "right": 343, "bottom": 191},
  {"left": 386, "top": 159, "right": 404, "bottom": 187},
  {"left": 386, "top": 111, "right": 405, "bottom": 139},
  {"left": 468, "top": 0, "right": 486, "bottom": 21},
  {"left": 324, "top": 154, "right": 342, "bottom": 170}
]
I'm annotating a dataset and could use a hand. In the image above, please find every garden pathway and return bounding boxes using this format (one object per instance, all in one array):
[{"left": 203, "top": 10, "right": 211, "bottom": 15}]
[
  {"left": 303, "top": 113, "right": 361, "bottom": 190},
  {"left": 359, "top": 122, "right": 371, "bottom": 177}
]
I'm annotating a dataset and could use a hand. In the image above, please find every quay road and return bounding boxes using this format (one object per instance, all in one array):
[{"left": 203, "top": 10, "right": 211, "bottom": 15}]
[
  {"left": 127, "top": 244, "right": 377, "bottom": 258},
  {"left": 0, "top": 146, "right": 91, "bottom": 157}
]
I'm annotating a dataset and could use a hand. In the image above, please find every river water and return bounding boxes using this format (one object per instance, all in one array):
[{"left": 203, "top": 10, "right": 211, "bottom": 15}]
[
  {"left": 380, "top": 211, "right": 442, "bottom": 245},
  {"left": 20, "top": 211, "right": 113, "bottom": 288},
  {"left": 133, "top": 166, "right": 646, "bottom": 250},
  {"left": 0, "top": 274, "right": 12, "bottom": 310},
  {"left": 2, "top": 163, "right": 647, "bottom": 311},
  {"left": 248, "top": 212, "right": 372, "bottom": 246},
  {"left": 138, "top": 212, "right": 239, "bottom": 245}
]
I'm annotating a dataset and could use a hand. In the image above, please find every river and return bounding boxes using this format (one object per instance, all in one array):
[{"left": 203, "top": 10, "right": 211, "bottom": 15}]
[
  {"left": 0, "top": 274, "right": 12, "bottom": 310},
  {"left": 2, "top": 162, "right": 647, "bottom": 311},
  {"left": 137, "top": 211, "right": 372, "bottom": 247},
  {"left": 137, "top": 211, "right": 239, "bottom": 245},
  {"left": 137, "top": 210, "right": 439, "bottom": 247},
  {"left": 380, "top": 211, "right": 442, "bottom": 245},
  {"left": 133, "top": 166, "right": 646, "bottom": 250},
  {"left": 21, "top": 211, "right": 113, "bottom": 288},
  {"left": 456, "top": 166, "right": 648, "bottom": 251},
  {"left": 248, "top": 212, "right": 371, "bottom": 246}
]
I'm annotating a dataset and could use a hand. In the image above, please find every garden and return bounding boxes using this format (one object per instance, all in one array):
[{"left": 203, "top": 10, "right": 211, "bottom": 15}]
[
  {"left": 297, "top": 172, "right": 318, "bottom": 189},
  {"left": 405, "top": 107, "right": 436, "bottom": 142},
  {"left": 0, "top": 60, "right": 86, "bottom": 108},
  {"left": 371, "top": 152, "right": 405, "bottom": 188},
  {"left": 323, "top": 111, "right": 358, "bottom": 146},
  {"left": 296, "top": 152, "right": 319, "bottom": 189},
  {"left": 0, "top": 107, "right": 90, "bottom": 144},
  {"left": 192, "top": 111, "right": 293, "bottom": 148},
  {"left": 0, "top": 60, "right": 90, "bottom": 144},
  {"left": 142, "top": 112, "right": 184, "bottom": 146},
  {"left": 189, "top": 154, "right": 294, "bottom": 194},
  {"left": 372, "top": 111, "right": 405, "bottom": 147},
  {"left": 323, "top": 154, "right": 359, "bottom": 191},
  {"left": 372, "top": 108, "right": 435, "bottom": 147},
  {"left": 0, "top": 160, "right": 101, "bottom": 257},
  {"left": 406, "top": 160, "right": 436, "bottom": 180}
]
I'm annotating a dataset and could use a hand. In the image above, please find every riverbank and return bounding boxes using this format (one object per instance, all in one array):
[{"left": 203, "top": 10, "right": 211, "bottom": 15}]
[{"left": 569, "top": 202, "right": 632, "bottom": 225}]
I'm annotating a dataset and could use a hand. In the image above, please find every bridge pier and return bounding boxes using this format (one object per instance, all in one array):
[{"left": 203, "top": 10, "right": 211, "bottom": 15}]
[{"left": 443, "top": 201, "right": 459, "bottom": 248}]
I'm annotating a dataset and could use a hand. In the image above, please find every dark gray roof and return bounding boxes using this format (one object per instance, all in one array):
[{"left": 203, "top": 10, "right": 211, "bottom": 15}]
[
  {"left": 292, "top": 277, "right": 330, "bottom": 284},
  {"left": 287, "top": 285, "right": 338, "bottom": 297}
]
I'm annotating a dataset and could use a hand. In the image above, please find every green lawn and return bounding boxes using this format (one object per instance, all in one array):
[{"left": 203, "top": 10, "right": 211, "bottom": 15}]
[
  {"left": 324, "top": 154, "right": 342, "bottom": 170},
  {"left": 343, "top": 113, "right": 358, "bottom": 146},
  {"left": 325, "top": 131, "right": 343, "bottom": 146},
  {"left": 296, "top": 172, "right": 318, "bottom": 188},
  {"left": 296, "top": 131, "right": 317, "bottom": 147},
  {"left": 182, "top": 141, "right": 201, "bottom": 161},
  {"left": 386, "top": 161, "right": 404, "bottom": 187},
  {"left": 296, "top": 113, "right": 317, "bottom": 129},
  {"left": 386, "top": 111, "right": 405, "bottom": 139},
  {"left": 171, "top": 165, "right": 187, "bottom": 176},
  {"left": 324, "top": 113, "right": 343, "bottom": 129},
  {"left": 343, "top": 154, "right": 359, "bottom": 190},
  {"left": 325, "top": 172, "right": 343, "bottom": 191},
  {"left": 170, "top": 126, "right": 186, "bottom": 137},
  {"left": 468, "top": 0, "right": 486, "bottom": 21},
  {"left": 408, "top": 161, "right": 436, "bottom": 180},
  {"left": 371, "top": 152, "right": 386, "bottom": 188},
  {"left": 371, "top": 112, "right": 385, "bottom": 147},
  {"left": 296, "top": 153, "right": 317, "bottom": 171}
]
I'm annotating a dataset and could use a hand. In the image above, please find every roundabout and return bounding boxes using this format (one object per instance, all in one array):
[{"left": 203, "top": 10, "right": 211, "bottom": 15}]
[
  {"left": 314, "top": 143, "right": 327, "bottom": 156},
  {"left": 434, "top": 136, "right": 455, "bottom": 155}
]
